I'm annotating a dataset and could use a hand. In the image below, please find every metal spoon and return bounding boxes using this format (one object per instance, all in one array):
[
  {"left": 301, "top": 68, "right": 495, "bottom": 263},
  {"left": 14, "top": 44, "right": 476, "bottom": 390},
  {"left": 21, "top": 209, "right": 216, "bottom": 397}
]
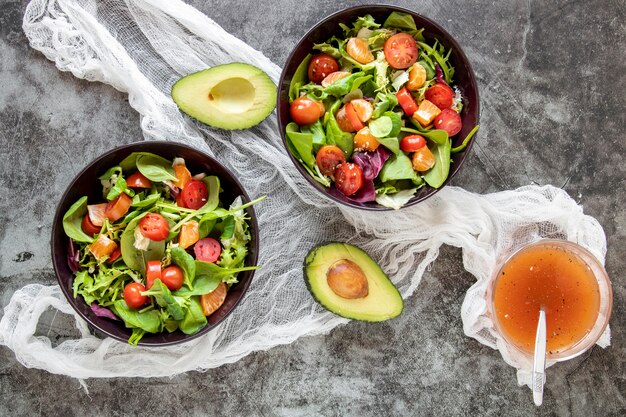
[{"left": 532, "top": 308, "right": 547, "bottom": 406}]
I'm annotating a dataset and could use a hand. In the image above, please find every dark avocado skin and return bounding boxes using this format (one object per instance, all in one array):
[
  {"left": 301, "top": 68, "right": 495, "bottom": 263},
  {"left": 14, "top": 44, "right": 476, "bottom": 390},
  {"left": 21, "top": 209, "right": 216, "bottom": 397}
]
[{"left": 303, "top": 242, "right": 404, "bottom": 322}]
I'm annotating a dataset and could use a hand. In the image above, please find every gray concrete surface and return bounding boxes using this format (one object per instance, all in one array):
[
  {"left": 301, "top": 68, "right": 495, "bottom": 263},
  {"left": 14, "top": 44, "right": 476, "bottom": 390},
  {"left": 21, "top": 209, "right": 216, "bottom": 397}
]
[{"left": 1, "top": 0, "right": 625, "bottom": 415}]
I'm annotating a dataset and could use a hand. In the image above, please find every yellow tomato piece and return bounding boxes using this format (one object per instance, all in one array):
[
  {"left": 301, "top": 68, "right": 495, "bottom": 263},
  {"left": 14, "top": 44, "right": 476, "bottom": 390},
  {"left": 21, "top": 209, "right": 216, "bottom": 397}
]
[{"left": 412, "top": 99, "right": 442, "bottom": 127}]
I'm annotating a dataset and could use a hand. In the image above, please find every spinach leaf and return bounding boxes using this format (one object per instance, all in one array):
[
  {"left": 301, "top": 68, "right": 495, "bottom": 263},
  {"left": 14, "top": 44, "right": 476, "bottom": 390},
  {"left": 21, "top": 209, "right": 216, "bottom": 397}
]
[
  {"left": 372, "top": 93, "right": 398, "bottom": 119},
  {"left": 119, "top": 152, "right": 170, "bottom": 172},
  {"left": 120, "top": 212, "right": 165, "bottom": 274},
  {"left": 325, "top": 100, "right": 353, "bottom": 158},
  {"left": 170, "top": 246, "right": 196, "bottom": 289},
  {"left": 106, "top": 175, "right": 129, "bottom": 201},
  {"left": 198, "top": 215, "right": 217, "bottom": 239},
  {"left": 376, "top": 137, "right": 401, "bottom": 155},
  {"left": 383, "top": 11, "right": 417, "bottom": 32},
  {"left": 179, "top": 296, "right": 207, "bottom": 335},
  {"left": 300, "top": 120, "right": 326, "bottom": 148},
  {"left": 289, "top": 54, "right": 312, "bottom": 103},
  {"left": 201, "top": 175, "right": 221, "bottom": 213},
  {"left": 379, "top": 153, "right": 416, "bottom": 182},
  {"left": 285, "top": 122, "right": 316, "bottom": 169},
  {"left": 98, "top": 166, "right": 122, "bottom": 181},
  {"left": 423, "top": 138, "right": 452, "bottom": 188},
  {"left": 173, "top": 275, "right": 221, "bottom": 297},
  {"left": 141, "top": 279, "right": 185, "bottom": 321},
  {"left": 136, "top": 154, "right": 177, "bottom": 182},
  {"left": 62, "top": 196, "right": 95, "bottom": 243},
  {"left": 220, "top": 215, "right": 235, "bottom": 240},
  {"left": 403, "top": 124, "right": 449, "bottom": 146},
  {"left": 451, "top": 125, "right": 480, "bottom": 153},
  {"left": 369, "top": 116, "right": 393, "bottom": 138},
  {"left": 195, "top": 260, "right": 259, "bottom": 282},
  {"left": 324, "top": 72, "right": 366, "bottom": 97},
  {"left": 113, "top": 300, "right": 161, "bottom": 333}
]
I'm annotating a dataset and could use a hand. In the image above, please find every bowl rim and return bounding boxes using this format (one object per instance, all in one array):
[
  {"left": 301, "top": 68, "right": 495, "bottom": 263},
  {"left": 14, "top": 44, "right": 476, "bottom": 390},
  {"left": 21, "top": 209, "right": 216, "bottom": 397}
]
[
  {"left": 277, "top": 4, "right": 480, "bottom": 211},
  {"left": 50, "top": 140, "right": 260, "bottom": 347}
]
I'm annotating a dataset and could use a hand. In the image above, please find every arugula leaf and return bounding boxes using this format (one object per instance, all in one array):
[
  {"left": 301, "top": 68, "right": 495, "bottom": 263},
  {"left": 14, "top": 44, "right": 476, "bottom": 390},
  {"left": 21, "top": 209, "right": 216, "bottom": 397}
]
[
  {"left": 173, "top": 275, "right": 221, "bottom": 297},
  {"left": 136, "top": 154, "right": 177, "bottom": 182},
  {"left": 289, "top": 54, "right": 312, "bottom": 103},
  {"left": 141, "top": 279, "right": 185, "bottom": 321},
  {"left": 195, "top": 260, "right": 259, "bottom": 283},
  {"left": 62, "top": 196, "right": 95, "bottom": 243},
  {"left": 131, "top": 191, "right": 161, "bottom": 208},
  {"left": 417, "top": 40, "right": 454, "bottom": 84},
  {"left": 451, "top": 125, "right": 480, "bottom": 153},
  {"left": 170, "top": 246, "right": 196, "bottom": 289},
  {"left": 179, "top": 296, "right": 207, "bottom": 335},
  {"left": 423, "top": 138, "right": 452, "bottom": 188}
]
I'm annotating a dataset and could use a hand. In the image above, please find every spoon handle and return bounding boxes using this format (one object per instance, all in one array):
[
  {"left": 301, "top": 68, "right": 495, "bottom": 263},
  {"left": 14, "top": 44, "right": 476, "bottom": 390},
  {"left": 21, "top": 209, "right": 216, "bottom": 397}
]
[{"left": 533, "top": 309, "right": 547, "bottom": 406}]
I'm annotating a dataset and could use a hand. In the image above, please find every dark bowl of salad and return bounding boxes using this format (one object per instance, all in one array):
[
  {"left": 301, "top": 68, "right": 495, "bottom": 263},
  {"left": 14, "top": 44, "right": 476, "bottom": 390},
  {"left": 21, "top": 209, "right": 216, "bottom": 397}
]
[
  {"left": 277, "top": 5, "right": 479, "bottom": 210},
  {"left": 51, "top": 141, "right": 261, "bottom": 346}
]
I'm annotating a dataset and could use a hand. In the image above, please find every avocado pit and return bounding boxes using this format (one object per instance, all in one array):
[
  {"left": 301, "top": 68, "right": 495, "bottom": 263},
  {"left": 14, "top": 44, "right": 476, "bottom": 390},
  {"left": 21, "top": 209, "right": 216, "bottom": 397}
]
[{"left": 326, "top": 259, "right": 369, "bottom": 299}]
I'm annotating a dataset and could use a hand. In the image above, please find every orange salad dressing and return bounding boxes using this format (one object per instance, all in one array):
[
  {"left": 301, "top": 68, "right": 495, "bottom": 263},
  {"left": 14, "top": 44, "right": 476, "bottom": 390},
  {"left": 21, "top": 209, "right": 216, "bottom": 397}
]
[{"left": 493, "top": 244, "right": 600, "bottom": 355}]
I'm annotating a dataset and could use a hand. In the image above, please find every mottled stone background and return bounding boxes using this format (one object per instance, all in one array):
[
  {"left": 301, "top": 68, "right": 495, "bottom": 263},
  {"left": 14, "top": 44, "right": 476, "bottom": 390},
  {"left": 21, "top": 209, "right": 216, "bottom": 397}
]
[{"left": 1, "top": 0, "right": 624, "bottom": 415}]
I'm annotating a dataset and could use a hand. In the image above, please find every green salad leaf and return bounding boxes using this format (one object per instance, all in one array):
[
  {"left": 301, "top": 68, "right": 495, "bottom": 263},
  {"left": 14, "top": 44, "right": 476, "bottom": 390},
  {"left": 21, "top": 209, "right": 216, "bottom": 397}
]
[
  {"left": 289, "top": 54, "right": 312, "bottom": 102},
  {"left": 179, "top": 297, "right": 207, "bottom": 335},
  {"left": 136, "top": 154, "right": 177, "bottom": 182},
  {"left": 63, "top": 196, "right": 95, "bottom": 243},
  {"left": 170, "top": 246, "right": 196, "bottom": 289},
  {"left": 423, "top": 138, "right": 452, "bottom": 188}
]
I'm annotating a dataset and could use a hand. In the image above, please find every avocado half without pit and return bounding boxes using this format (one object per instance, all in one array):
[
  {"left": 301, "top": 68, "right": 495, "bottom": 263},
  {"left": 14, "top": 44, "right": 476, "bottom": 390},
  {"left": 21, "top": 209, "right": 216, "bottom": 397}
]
[
  {"left": 304, "top": 243, "right": 404, "bottom": 321},
  {"left": 171, "top": 62, "right": 276, "bottom": 130}
]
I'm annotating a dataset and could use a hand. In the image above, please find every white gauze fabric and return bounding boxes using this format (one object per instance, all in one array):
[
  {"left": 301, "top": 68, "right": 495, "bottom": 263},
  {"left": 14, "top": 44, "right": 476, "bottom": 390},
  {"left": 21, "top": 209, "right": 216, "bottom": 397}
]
[{"left": 0, "top": 0, "right": 610, "bottom": 389}]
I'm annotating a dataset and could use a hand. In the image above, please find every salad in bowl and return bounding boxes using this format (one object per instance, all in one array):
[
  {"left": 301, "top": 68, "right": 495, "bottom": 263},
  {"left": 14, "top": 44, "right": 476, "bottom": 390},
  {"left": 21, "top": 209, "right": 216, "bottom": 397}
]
[{"left": 280, "top": 8, "right": 479, "bottom": 210}]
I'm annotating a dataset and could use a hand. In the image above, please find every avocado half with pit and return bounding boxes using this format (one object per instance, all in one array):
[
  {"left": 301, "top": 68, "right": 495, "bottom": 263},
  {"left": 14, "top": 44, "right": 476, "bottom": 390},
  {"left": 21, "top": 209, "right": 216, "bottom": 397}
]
[
  {"left": 171, "top": 63, "right": 276, "bottom": 130},
  {"left": 304, "top": 243, "right": 403, "bottom": 321}
]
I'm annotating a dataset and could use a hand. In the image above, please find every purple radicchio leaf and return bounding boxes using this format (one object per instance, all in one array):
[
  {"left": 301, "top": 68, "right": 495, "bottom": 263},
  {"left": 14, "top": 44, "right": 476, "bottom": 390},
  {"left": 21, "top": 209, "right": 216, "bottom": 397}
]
[
  {"left": 67, "top": 239, "right": 80, "bottom": 273},
  {"left": 435, "top": 64, "right": 448, "bottom": 86},
  {"left": 329, "top": 180, "right": 377, "bottom": 204},
  {"left": 91, "top": 303, "right": 120, "bottom": 321},
  {"left": 165, "top": 181, "right": 180, "bottom": 198},
  {"left": 352, "top": 147, "right": 392, "bottom": 181}
]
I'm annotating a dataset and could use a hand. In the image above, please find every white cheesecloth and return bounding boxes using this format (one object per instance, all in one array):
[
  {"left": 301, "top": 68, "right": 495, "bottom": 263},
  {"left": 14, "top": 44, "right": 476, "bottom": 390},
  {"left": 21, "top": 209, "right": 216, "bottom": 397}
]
[{"left": 0, "top": 0, "right": 610, "bottom": 390}]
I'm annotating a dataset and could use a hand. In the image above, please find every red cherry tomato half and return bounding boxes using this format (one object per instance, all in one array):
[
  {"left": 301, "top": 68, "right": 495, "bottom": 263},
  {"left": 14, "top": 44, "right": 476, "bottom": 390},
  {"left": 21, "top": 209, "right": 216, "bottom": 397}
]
[
  {"left": 161, "top": 266, "right": 184, "bottom": 291},
  {"left": 81, "top": 214, "right": 101, "bottom": 236},
  {"left": 123, "top": 282, "right": 148, "bottom": 309},
  {"left": 138, "top": 213, "right": 170, "bottom": 241},
  {"left": 105, "top": 193, "right": 132, "bottom": 222},
  {"left": 308, "top": 54, "right": 339, "bottom": 84},
  {"left": 182, "top": 180, "right": 208, "bottom": 210},
  {"left": 194, "top": 237, "right": 222, "bottom": 263},
  {"left": 335, "top": 106, "right": 356, "bottom": 133},
  {"left": 344, "top": 102, "right": 365, "bottom": 132},
  {"left": 425, "top": 83, "right": 455, "bottom": 110},
  {"left": 145, "top": 260, "right": 162, "bottom": 290},
  {"left": 334, "top": 163, "right": 364, "bottom": 196},
  {"left": 108, "top": 246, "right": 122, "bottom": 263},
  {"left": 384, "top": 33, "right": 419, "bottom": 70},
  {"left": 396, "top": 87, "right": 418, "bottom": 117},
  {"left": 433, "top": 108, "right": 463, "bottom": 137},
  {"left": 176, "top": 192, "right": 187, "bottom": 208},
  {"left": 400, "top": 134, "right": 427, "bottom": 152},
  {"left": 126, "top": 171, "right": 152, "bottom": 188},
  {"left": 316, "top": 145, "right": 346, "bottom": 176},
  {"left": 290, "top": 97, "right": 324, "bottom": 125}
]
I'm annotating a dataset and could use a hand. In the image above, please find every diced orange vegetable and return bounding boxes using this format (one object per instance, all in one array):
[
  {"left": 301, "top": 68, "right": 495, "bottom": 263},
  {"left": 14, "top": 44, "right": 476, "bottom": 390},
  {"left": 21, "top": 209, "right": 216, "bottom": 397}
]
[
  {"left": 411, "top": 146, "right": 436, "bottom": 171},
  {"left": 89, "top": 235, "right": 118, "bottom": 260},
  {"left": 200, "top": 282, "right": 227, "bottom": 316},
  {"left": 178, "top": 220, "right": 199, "bottom": 249},
  {"left": 412, "top": 99, "right": 442, "bottom": 127},
  {"left": 346, "top": 38, "right": 374, "bottom": 64},
  {"left": 407, "top": 63, "right": 427, "bottom": 91},
  {"left": 353, "top": 127, "right": 380, "bottom": 152},
  {"left": 173, "top": 164, "right": 192, "bottom": 189},
  {"left": 87, "top": 203, "right": 108, "bottom": 227},
  {"left": 321, "top": 71, "right": 351, "bottom": 88}
]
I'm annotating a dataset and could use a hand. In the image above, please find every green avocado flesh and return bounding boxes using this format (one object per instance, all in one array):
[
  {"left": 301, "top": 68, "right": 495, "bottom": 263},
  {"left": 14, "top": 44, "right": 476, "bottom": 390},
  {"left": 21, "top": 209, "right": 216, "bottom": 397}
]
[
  {"left": 171, "top": 63, "right": 276, "bottom": 130},
  {"left": 304, "top": 243, "right": 403, "bottom": 322}
]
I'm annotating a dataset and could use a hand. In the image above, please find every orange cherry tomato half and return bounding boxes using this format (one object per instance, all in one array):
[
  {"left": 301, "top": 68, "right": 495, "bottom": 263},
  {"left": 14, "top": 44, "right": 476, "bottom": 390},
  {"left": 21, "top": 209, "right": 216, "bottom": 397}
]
[
  {"left": 425, "top": 83, "right": 455, "bottom": 110},
  {"left": 81, "top": 214, "right": 101, "bottom": 236},
  {"left": 433, "top": 108, "right": 463, "bottom": 137},
  {"left": 126, "top": 171, "right": 152, "bottom": 188},
  {"left": 194, "top": 237, "right": 222, "bottom": 263},
  {"left": 161, "top": 266, "right": 184, "bottom": 291},
  {"left": 182, "top": 180, "right": 208, "bottom": 210},
  {"left": 400, "top": 134, "right": 427, "bottom": 152},
  {"left": 334, "top": 162, "right": 364, "bottom": 196},
  {"left": 200, "top": 282, "right": 228, "bottom": 316},
  {"left": 335, "top": 106, "right": 356, "bottom": 133},
  {"left": 396, "top": 87, "right": 418, "bottom": 117},
  {"left": 138, "top": 213, "right": 170, "bottom": 241},
  {"left": 308, "top": 54, "right": 339, "bottom": 84},
  {"left": 316, "top": 145, "right": 347, "bottom": 176},
  {"left": 123, "top": 282, "right": 148, "bottom": 309},
  {"left": 145, "top": 260, "right": 162, "bottom": 290},
  {"left": 290, "top": 97, "right": 324, "bottom": 125},
  {"left": 105, "top": 193, "right": 132, "bottom": 222},
  {"left": 344, "top": 102, "right": 365, "bottom": 132},
  {"left": 384, "top": 33, "right": 419, "bottom": 69}
]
